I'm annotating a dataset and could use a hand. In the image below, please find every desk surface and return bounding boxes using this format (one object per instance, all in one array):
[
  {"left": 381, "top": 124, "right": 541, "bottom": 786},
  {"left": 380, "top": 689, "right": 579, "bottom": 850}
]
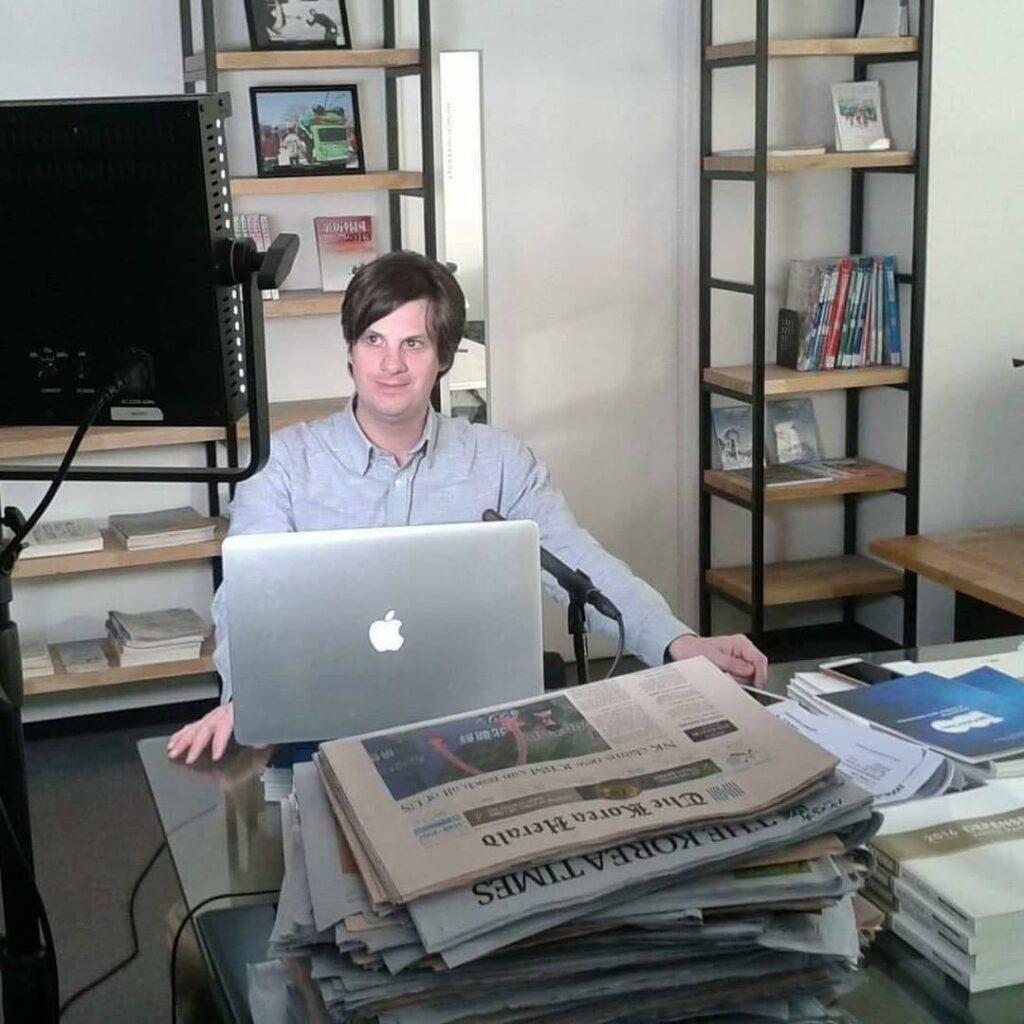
[
  {"left": 139, "top": 634, "right": 1024, "bottom": 1024},
  {"left": 871, "top": 526, "right": 1024, "bottom": 619}
]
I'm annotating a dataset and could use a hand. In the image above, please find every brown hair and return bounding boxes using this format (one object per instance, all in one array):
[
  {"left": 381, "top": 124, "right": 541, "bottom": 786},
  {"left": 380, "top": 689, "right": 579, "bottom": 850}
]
[{"left": 340, "top": 251, "right": 465, "bottom": 377}]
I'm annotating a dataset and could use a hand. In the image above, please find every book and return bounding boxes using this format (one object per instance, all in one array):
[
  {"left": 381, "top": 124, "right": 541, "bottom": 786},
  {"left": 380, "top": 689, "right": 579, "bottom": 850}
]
[
  {"left": 106, "top": 607, "right": 208, "bottom": 647},
  {"left": 729, "top": 463, "right": 834, "bottom": 487},
  {"left": 823, "top": 671, "right": 1024, "bottom": 764},
  {"left": 19, "top": 636, "right": 54, "bottom": 679},
  {"left": 883, "top": 255, "right": 903, "bottom": 365},
  {"left": 108, "top": 507, "right": 217, "bottom": 550},
  {"left": 767, "top": 398, "right": 821, "bottom": 464},
  {"left": 713, "top": 143, "right": 828, "bottom": 157},
  {"left": 314, "top": 216, "right": 375, "bottom": 292},
  {"left": 710, "top": 405, "right": 753, "bottom": 470},
  {"left": 811, "top": 457, "right": 898, "bottom": 480},
  {"left": 18, "top": 518, "right": 103, "bottom": 559},
  {"left": 869, "top": 779, "right": 1024, "bottom": 938},
  {"left": 831, "top": 81, "right": 891, "bottom": 152},
  {"left": 857, "top": 0, "right": 910, "bottom": 38},
  {"left": 54, "top": 639, "right": 110, "bottom": 674}
]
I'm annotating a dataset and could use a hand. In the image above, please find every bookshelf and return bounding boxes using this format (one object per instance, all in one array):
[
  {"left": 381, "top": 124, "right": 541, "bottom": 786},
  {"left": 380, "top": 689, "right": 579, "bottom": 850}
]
[
  {"left": 698, "top": 0, "right": 932, "bottom": 657},
  {"left": 265, "top": 290, "right": 345, "bottom": 319}
]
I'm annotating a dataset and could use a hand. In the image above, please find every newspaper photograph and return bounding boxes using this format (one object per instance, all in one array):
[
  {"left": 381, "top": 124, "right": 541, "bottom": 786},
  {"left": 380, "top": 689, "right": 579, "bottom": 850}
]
[{"left": 317, "top": 658, "right": 839, "bottom": 903}]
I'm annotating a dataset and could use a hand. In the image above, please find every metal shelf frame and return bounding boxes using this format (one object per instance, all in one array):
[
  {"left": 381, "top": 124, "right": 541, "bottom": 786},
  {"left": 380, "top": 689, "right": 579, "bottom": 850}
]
[{"left": 698, "top": 0, "right": 933, "bottom": 652}]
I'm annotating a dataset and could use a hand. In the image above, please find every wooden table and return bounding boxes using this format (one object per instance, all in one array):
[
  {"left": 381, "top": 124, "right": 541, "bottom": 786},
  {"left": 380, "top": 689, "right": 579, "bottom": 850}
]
[{"left": 870, "top": 527, "right": 1024, "bottom": 639}]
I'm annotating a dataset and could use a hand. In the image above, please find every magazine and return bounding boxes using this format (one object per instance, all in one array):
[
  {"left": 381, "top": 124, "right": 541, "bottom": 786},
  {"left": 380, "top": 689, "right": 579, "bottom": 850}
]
[
  {"left": 18, "top": 518, "right": 103, "bottom": 559},
  {"left": 710, "top": 405, "right": 753, "bottom": 470},
  {"left": 314, "top": 215, "right": 375, "bottom": 292},
  {"left": 316, "top": 658, "right": 838, "bottom": 903},
  {"left": 767, "top": 399, "right": 821, "bottom": 464},
  {"left": 831, "top": 81, "right": 890, "bottom": 152}
]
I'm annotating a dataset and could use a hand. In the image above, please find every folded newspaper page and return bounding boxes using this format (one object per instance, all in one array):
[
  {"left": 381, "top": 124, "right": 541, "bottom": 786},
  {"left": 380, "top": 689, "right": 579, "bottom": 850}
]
[{"left": 317, "top": 658, "right": 839, "bottom": 903}]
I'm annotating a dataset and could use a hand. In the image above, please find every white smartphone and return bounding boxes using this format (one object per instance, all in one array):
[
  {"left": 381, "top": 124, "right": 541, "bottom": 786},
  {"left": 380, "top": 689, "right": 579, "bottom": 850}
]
[{"left": 818, "top": 657, "right": 904, "bottom": 687}]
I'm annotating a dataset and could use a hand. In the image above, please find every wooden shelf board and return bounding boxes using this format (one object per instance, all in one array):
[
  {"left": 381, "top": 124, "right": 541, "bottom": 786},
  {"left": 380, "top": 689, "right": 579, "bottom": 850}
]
[
  {"left": 217, "top": 48, "right": 419, "bottom": 70},
  {"left": 0, "top": 397, "right": 348, "bottom": 460},
  {"left": 703, "top": 364, "right": 909, "bottom": 396},
  {"left": 706, "top": 37, "right": 918, "bottom": 61},
  {"left": 25, "top": 638, "right": 215, "bottom": 697},
  {"left": 704, "top": 465, "right": 905, "bottom": 504},
  {"left": 265, "top": 289, "right": 344, "bottom": 319},
  {"left": 705, "top": 150, "right": 914, "bottom": 173},
  {"left": 706, "top": 555, "right": 904, "bottom": 607},
  {"left": 13, "top": 520, "right": 228, "bottom": 580},
  {"left": 231, "top": 171, "right": 421, "bottom": 195}
]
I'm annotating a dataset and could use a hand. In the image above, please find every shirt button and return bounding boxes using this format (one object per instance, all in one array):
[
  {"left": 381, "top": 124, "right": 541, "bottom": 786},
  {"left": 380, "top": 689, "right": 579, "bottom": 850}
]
[{"left": 395, "top": 478, "right": 405, "bottom": 489}]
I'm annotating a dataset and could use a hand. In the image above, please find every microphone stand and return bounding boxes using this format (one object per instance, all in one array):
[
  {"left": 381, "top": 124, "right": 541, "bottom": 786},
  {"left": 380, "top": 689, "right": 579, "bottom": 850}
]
[{"left": 563, "top": 571, "right": 597, "bottom": 686}]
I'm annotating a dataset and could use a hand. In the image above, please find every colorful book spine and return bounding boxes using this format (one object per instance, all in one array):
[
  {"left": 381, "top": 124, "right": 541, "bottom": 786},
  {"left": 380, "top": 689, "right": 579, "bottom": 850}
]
[
  {"left": 839, "top": 263, "right": 864, "bottom": 368},
  {"left": 811, "top": 264, "right": 839, "bottom": 370},
  {"left": 883, "top": 255, "right": 902, "bottom": 366},
  {"left": 823, "top": 258, "right": 853, "bottom": 369},
  {"left": 798, "top": 267, "right": 831, "bottom": 371}
]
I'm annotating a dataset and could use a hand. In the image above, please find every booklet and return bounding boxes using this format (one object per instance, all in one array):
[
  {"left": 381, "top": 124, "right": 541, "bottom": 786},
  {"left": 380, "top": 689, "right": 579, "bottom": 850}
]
[{"left": 823, "top": 671, "right": 1024, "bottom": 763}]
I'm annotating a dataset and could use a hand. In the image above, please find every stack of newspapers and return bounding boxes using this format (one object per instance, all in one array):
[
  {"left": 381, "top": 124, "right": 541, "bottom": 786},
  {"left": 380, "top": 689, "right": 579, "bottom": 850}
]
[
  {"left": 253, "top": 658, "right": 883, "bottom": 1023},
  {"left": 105, "top": 607, "right": 208, "bottom": 666}
]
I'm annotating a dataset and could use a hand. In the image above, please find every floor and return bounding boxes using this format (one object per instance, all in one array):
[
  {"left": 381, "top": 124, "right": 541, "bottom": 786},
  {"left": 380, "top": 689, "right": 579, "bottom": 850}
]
[{"left": 4, "top": 704, "right": 219, "bottom": 1024}]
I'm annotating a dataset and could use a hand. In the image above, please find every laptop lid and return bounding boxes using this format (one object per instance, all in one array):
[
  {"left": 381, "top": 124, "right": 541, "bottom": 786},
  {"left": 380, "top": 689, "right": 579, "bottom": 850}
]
[{"left": 223, "top": 520, "right": 544, "bottom": 744}]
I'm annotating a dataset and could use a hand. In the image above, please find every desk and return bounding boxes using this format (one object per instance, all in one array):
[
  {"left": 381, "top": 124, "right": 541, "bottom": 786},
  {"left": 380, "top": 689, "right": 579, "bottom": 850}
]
[
  {"left": 139, "top": 635, "right": 1024, "bottom": 1024},
  {"left": 871, "top": 527, "right": 1024, "bottom": 640}
]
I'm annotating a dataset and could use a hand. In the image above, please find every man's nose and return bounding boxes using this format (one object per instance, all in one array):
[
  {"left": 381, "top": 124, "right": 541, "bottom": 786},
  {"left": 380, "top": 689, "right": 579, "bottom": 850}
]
[{"left": 380, "top": 344, "right": 406, "bottom": 373}]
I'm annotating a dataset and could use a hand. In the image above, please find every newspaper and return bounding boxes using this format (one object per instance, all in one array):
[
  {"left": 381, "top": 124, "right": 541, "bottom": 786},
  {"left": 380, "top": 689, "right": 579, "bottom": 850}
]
[{"left": 317, "top": 658, "right": 839, "bottom": 903}]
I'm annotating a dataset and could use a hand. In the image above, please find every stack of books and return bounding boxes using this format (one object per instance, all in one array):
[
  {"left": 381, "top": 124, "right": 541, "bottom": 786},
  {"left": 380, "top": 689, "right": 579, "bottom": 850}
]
[
  {"left": 867, "top": 779, "right": 1024, "bottom": 992},
  {"left": 108, "top": 507, "right": 217, "bottom": 551},
  {"left": 785, "top": 254, "right": 902, "bottom": 371},
  {"left": 54, "top": 639, "right": 110, "bottom": 675},
  {"left": 15, "top": 518, "right": 103, "bottom": 560},
  {"left": 106, "top": 607, "right": 208, "bottom": 667},
  {"left": 252, "top": 660, "right": 882, "bottom": 1021},
  {"left": 233, "top": 213, "right": 279, "bottom": 300},
  {"left": 19, "top": 636, "right": 54, "bottom": 679}
]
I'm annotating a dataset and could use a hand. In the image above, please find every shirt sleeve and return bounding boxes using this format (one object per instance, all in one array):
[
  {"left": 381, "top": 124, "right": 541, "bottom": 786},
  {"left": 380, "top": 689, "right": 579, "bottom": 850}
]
[
  {"left": 500, "top": 436, "right": 694, "bottom": 667},
  {"left": 212, "top": 438, "right": 296, "bottom": 703}
]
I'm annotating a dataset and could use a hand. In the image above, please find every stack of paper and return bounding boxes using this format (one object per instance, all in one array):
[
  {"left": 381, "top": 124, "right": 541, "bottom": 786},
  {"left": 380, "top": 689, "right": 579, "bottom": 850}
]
[
  {"left": 108, "top": 507, "right": 217, "bottom": 550},
  {"left": 54, "top": 639, "right": 110, "bottom": 675},
  {"left": 867, "top": 779, "right": 1024, "bottom": 992},
  {"left": 791, "top": 661, "right": 1024, "bottom": 785},
  {"left": 16, "top": 518, "right": 103, "bottom": 559},
  {"left": 106, "top": 607, "right": 207, "bottom": 666},
  {"left": 19, "top": 636, "right": 54, "bottom": 679},
  {"left": 253, "top": 659, "right": 882, "bottom": 1021}
]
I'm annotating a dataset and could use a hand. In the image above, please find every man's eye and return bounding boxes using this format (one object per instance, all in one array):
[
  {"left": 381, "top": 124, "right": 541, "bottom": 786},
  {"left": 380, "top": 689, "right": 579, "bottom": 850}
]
[
  {"left": 404, "top": 338, "right": 424, "bottom": 350},
  {"left": 363, "top": 334, "right": 381, "bottom": 346}
]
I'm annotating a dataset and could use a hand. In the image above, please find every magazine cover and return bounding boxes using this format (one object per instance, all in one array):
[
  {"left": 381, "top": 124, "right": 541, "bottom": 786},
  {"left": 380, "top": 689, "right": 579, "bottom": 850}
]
[
  {"left": 314, "top": 215, "right": 374, "bottom": 291},
  {"left": 824, "top": 672, "right": 1024, "bottom": 763},
  {"left": 767, "top": 398, "right": 821, "bottom": 464},
  {"left": 831, "top": 81, "right": 890, "bottom": 152},
  {"left": 710, "top": 405, "right": 753, "bottom": 470}
]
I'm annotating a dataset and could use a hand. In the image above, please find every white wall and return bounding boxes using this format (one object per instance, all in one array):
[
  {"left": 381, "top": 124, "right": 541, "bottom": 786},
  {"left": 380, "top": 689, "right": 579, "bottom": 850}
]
[
  {"left": 430, "top": 1, "right": 686, "bottom": 655},
  {"left": 913, "top": 0, "right": 1024, "bottom": 642}
]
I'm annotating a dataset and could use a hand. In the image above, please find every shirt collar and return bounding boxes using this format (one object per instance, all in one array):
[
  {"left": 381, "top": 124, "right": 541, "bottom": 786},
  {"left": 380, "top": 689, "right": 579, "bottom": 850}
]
[{"left": 334, "top": 400, "right": 440, "bottom": 475}]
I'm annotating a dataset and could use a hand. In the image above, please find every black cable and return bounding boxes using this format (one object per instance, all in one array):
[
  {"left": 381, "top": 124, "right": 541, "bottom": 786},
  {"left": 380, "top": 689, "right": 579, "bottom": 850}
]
[
  {"left": 57, "top": 841, "right": 167, "bottom": 1018},
  {"left": 169, "top": 888, "right": 279, "bottom": 1024},
  {"left": 0, "top": 788, "right": 61, "bottom": 1022},
  {"left": 603, "top": 616, "right": 626, "bottom": 680},
  {"left": 0, "top": 380, "right": 125, "bottom": 572}
]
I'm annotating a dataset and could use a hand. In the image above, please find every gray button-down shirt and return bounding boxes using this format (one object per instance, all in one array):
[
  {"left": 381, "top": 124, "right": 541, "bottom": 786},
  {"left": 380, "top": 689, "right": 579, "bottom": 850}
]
[{"left": 212, "top": 403, "right": 692, "bottom": 699}]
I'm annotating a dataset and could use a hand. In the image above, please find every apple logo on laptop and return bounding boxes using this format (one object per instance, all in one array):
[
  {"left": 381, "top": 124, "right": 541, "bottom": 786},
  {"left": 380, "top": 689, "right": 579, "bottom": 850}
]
[{"left": 368, "top": 610, "right": 404, "bottom": 653}]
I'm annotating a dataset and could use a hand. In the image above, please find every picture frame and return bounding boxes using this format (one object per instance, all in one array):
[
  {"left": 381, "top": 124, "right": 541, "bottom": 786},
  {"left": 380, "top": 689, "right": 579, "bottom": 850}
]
[
  {"left": 250, "top": 85, "right": 365, "bottom": 178},
  {"left": 244, "top": 0, "right": 351, "bottom": 50}
]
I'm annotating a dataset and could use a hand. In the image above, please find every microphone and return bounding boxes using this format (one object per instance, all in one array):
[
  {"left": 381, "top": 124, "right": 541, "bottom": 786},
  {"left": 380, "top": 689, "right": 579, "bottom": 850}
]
[{"left": 482, "top": 509, "right": 623, "bottom": 622}]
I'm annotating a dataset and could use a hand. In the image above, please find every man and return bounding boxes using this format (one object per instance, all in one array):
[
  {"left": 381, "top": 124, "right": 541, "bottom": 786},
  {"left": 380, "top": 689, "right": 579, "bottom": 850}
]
[
  {"left": 168, "top": 253, "right": 766, "bottom": 763},
  {"left": 305, "top": 8, "right": 339, "bottom": 42}
]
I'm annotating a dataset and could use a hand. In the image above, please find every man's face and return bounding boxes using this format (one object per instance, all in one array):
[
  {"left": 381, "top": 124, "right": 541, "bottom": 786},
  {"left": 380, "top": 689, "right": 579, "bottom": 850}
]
[{"left": 349, "top": 298, "right": 440, "bottom": 433}]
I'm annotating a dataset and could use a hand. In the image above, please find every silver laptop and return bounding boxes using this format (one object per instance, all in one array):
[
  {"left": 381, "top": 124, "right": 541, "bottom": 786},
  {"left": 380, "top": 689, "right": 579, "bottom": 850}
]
[{"left": 223, "top": 521, "right": 544, "bottom": 744}]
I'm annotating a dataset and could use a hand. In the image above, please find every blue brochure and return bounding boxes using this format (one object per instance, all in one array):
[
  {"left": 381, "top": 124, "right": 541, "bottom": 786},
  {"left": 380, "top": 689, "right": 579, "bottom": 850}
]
[{"left": 822, "top": 670, "right": 1024, "bottom": 763}]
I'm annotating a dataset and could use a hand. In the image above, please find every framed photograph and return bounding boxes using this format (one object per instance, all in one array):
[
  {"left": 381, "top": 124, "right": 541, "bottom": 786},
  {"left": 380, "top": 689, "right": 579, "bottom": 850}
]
[
  {"left": 250, "top": 85, "right": 365, "bottom": 178},
  {"left": 244, "top": 0, "right": 351, "bottom": 50}
]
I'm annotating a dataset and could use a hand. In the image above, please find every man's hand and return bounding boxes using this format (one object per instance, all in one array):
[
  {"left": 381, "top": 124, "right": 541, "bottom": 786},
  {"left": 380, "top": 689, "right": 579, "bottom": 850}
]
[
  {"left": 167, "top": 703, "right": 235, "bottom": 764},
  {"left": 668, "top": 634, "right": 769, "bottom": 687}
]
